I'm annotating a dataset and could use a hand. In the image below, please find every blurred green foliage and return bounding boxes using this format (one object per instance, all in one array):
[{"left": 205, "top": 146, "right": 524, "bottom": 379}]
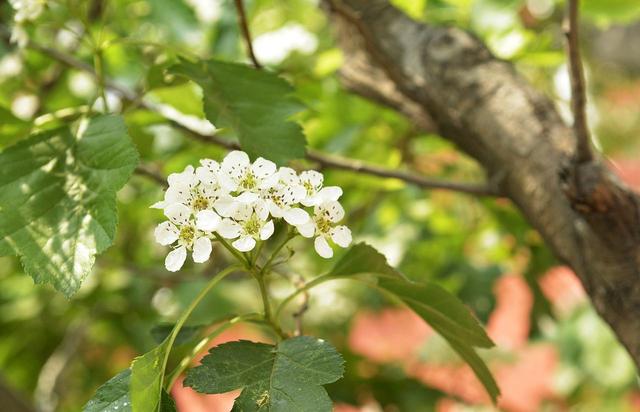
[{"left": 1, "top": 0, "right": 639, "bottom": 411}]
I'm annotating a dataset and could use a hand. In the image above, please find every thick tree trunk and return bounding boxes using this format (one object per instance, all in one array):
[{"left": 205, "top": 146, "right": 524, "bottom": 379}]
[{"left": 322, "top": 0, "right": 640, "bottom": 369}]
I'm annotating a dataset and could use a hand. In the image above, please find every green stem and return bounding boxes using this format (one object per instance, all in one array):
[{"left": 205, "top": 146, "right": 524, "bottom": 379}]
[
  {"left": 254, "top": 271, "right": 287, "bottom": 339},
  {"left": 165, "top": 312, "right": 259, "bottom": 390},
  {"left": 160, "top": 265, "right": 239, "bottom": 390},
  {"left": 260, "top": 232, "right": 296, "bottom": 276},
  {"left": 93, "top": 48, "right": 109, "bottom": 112},
  {"left": 214, "top": 233, "right": 250, "bottom": 268}
]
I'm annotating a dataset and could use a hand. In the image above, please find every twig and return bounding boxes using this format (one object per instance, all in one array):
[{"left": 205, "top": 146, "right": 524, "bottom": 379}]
[
  {"left": 564, "top": 0, "right": 593, "bottom": 164},
  {"left": 19, "top": 36, "right": 499, "bottom": 197},
  {"left": 233, "top": 0, "right": 262, "bottom": 69},
  {"left": 135, "top": 163, "right": 168, "bottom": 187},
  {"left": 291, "top": 276, "right": 310, "bottom": 336}
]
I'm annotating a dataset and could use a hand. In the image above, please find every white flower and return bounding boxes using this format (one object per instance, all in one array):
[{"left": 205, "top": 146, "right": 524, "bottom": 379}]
[
  {"left": 262, "top": 167, "right": 309, "bottom": 225},
  {"left": 297, "top": 201, "right": 352, "bottom": 258},
  {"left": 217, "top": 203, "right": 274, "bottom": 252},
  {"left": 9, "top": 0, "right": 44, "bottom": 23},
  {"left": 299, "top": 170, "right": 343, "bottom": 207},
  {"left": 154, "top": 203, "right": 216, "bottom": 271},
  {"left": 219, "top": 151, "right": 278, "bottom": 195}
]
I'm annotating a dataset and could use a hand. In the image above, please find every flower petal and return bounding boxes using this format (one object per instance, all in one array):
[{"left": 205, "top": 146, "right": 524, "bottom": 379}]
[
  {"left": 217, "top": 219, "right": 242, "bottom": 239},
  {"left": 154, "top": 221, "right": 179, "bottom": 245},
  {"left": 213, "top": 195, "right": 238, "bottom": 217},
  {"left": 278, "top": 167, "right": 300, "bottom": 185},
  {"left": 233, "top": 236, "right": 256, "bottom": 252},
  {"left": 314, "top": 236, "right": 333, "bottom": 259},
  {"left": 236, "top": 191, "right": 259, "bottom": 203},
  {"left": 165, "top": 246, "right": 187, "bottom": 272},
  {"left": 259, "top": 220, "right": 275, "bottom": 240},
  {"left": 251, "top": 157, "right": 277, "bottom": 178},
  {"left": 167, "top": 165, "right": 195, "bottom": 187},
  {"left": 221, "top": 150, "right": 250, "bottom": 180},
  {"left": 317, "top": 201, "right": 345, "bottom": 223},
  {"left": 318, "top": 186, "right": 343, "bottom": 202},
  {"left": 192, "top": 237, "right": 212, "bottom": 263},
  {"left": 297, "top": 221, "right": 315, "bottom": 238},
  {"left": 195, "top": 166, "right": 218, "bottom": 186},
  {"left": 165, "top": 203, "right": 191, "bottom": 225},
  {"left": 330, "top": 225, "right": 352, "bottom": 248},
  {"left": 196, "top": 210, "right": 221, "bottom": 232},
  {"left": 300, "top": 170, "right": 323, "bottom": 189},
  {"left": 283, "top": 208, "right": 310, "bottom": 226}
]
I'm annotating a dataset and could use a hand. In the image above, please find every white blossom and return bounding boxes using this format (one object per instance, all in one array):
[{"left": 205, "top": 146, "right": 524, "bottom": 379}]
[
  {"left": 297, "top": 201, "right": 352, "bottom": 258},
  {"left": 152, "top": 150, "right": 351, "bottom": 269},
  {"left": 9, "top": 0, "right": 45, "bottom": 48}
]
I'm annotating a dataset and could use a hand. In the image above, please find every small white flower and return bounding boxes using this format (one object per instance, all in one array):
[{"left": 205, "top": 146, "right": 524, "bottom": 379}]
[
  {"left": 297, "top": 200, "right": 352, "bottom": 258},
  {"left": 217, "top": 203, "right": 274, "bottom": 252},
  {"left": 9, "top": 0, "right": 44, "bottom": 23},
  {"left": 262, "top": 167, "right": 309, "bottom": 225},
  {"left": 299, "top": 170, "right": 343, "bottom": 207},
  {"left": 219, "top": 151, "right": 278, "bottom": 194},
  {"left": 154, "top": 203, "right": 215, "bottom": 271}
]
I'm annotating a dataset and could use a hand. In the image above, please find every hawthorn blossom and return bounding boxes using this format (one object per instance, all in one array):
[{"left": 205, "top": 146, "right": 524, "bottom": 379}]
[
  {"left": 152, "top": 150, "right": 352, "bottom": 269},
  {"left": 154, "top": 204, "right": 216, "bottom": 271},
  {"left": 9, "top": 0, "right": 45, "bottom": 48},
  {"left": 217, "top": 203, "right": 274, "bottom": 252},
  {"left": 297, "top": 200, "right": 352, "bottom": 258},
  {"left": 299, "top": 170, "right": 343, "bottom": 206}
]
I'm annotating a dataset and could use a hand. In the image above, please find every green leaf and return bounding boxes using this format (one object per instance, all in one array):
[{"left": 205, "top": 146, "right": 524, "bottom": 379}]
[
  {"left": 83, "top": 369, "right": 176, "bottom": 412},
  {"left": 130, "top": 342, "right": 169, "bottom": 412},
  {"left": 185, "top": 336, "right": 344, "bottom": 412},
  {"left": 328, "top": 242, "right": 408, "bottom": 280},
  {"left": 378, "top": 278, "right": 500, "bottom": 402},
  {"left": 0, "top": 115, "right": 138, "bottom": 297},
  {"left": 169, "top": 59, "right": 307, "bottom": 164}
]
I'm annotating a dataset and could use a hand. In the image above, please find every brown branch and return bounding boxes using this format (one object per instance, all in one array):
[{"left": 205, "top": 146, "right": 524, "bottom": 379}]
[
  {"left": 291, "top": 276, "right": 310, "bottom": 336},
  {"left": 564, "top": 0, "right": 594, "bottom": 164},
  {"left": 233, "top": 0, "right": 262, "bottom": 69},
  {"left": 135, "top": 164, "right": 168, "bottom": 187}
]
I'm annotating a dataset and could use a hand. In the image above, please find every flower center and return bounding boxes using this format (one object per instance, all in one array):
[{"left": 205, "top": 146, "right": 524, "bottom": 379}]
[
  {"left": 315, "top": 215, "right": 332, "bottom": 234},
  {"left": 268, "top": 188, "right": 285, "bottom": 208},
  {"left": 179, "top": 225, "right": 195, "bottom": 244},
  {"left": 240, "top": 171, "right": 257, "bottom": 190},
  {"left": 244, "top": 214, "right": 262, "bottom": 236},
  {"left": 303, "top": 180, "right": 315, "bottom": 196},
  {"left": 191, "top": 194, "right": 210, "bottom": 211}
]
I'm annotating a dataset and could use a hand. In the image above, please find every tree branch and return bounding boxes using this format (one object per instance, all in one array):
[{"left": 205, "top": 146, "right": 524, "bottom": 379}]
[
  {"left": 564, "top": 0, "right": 594, "bottom": 164},
  {"left": 233, "top": 0, "right": 262, "bottom": 69},
  {"left": 320, "top": 0, "right": 640, "bottom": 370}
]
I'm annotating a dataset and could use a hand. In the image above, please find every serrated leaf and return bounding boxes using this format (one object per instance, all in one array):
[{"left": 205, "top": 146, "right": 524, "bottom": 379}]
[
  {"left": 328, "top": 242, "right": 407, "bottom": 280},
  {"left": 185, "top": 336, "right": 344, "bottom": 412},
  {"left": 378, "top": 278, "right": 500, "bottom": 402},
  {"left": 0, "top": 115, "right": 138, "bottom": 297},
  {"left": 169, "top": 59, "right": 306, "bottom": 164},
  {"left": 83, "top": 369, "right": 176, "bottom": 412}
]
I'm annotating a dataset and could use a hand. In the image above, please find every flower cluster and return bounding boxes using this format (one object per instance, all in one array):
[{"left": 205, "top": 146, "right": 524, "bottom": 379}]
[
  {"left": 153, "top": 151, "right": 352, "bottom": 271},
  {"left": 9, "top": 0, "right": 45, "bottom": 48}
]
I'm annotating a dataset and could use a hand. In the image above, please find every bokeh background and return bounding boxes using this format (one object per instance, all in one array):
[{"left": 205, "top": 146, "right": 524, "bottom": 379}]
[{"left": 1, "top": 0, "right": 640, "bottom": 411}]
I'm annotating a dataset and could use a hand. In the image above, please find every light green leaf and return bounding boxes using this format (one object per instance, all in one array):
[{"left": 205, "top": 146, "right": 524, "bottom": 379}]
[
  {"left": 130, "top": 342, "right": 169, "bottom": 412},
  {"left": 328, "top": 242, "right": 408, "bottom": 280},
  {"left": 0, "top": 115, "right": 138, "bottom": 297},
  {"left": 184, "top": 336, "right": 344, "bottom": 412},
  {"left": 169, "top": 59, "right": 307, "bottom": 164},
  {"left": 83, "top": 369, "right": 176, "bottom": 412},
  {"left": 378, "top": 278, "right": 500, "bottom": 402}
]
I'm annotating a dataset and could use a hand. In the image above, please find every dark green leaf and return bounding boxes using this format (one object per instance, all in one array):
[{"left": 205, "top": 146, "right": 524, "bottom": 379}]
[
  {"left": 169, "top": 59, "right": 306, "bottom": 164},
  {"left": 0, "top": 115, "right": 138, "bottom": 297},
  {"left": 378, "top": 278, "right": 500, "bottom": 402},
  {"left": 185, "top": 336, "right": 344, "bottom": 412},
  {"left": 328, "top": 242, "right": 408, "bottom": 280},
  {"left": 83, "top": 369, "right": 176, "bottom": 412}
]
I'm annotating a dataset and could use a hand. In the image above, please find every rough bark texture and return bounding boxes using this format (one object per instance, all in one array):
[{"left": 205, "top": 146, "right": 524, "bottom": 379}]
[{"left": 322, "top": 0, "right": 640, "bottom": 368}]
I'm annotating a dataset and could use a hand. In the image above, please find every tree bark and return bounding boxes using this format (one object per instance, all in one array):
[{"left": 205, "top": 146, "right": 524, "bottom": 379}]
[{"left": 321, "top": 0, "right": 640, "bottom": 369}]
